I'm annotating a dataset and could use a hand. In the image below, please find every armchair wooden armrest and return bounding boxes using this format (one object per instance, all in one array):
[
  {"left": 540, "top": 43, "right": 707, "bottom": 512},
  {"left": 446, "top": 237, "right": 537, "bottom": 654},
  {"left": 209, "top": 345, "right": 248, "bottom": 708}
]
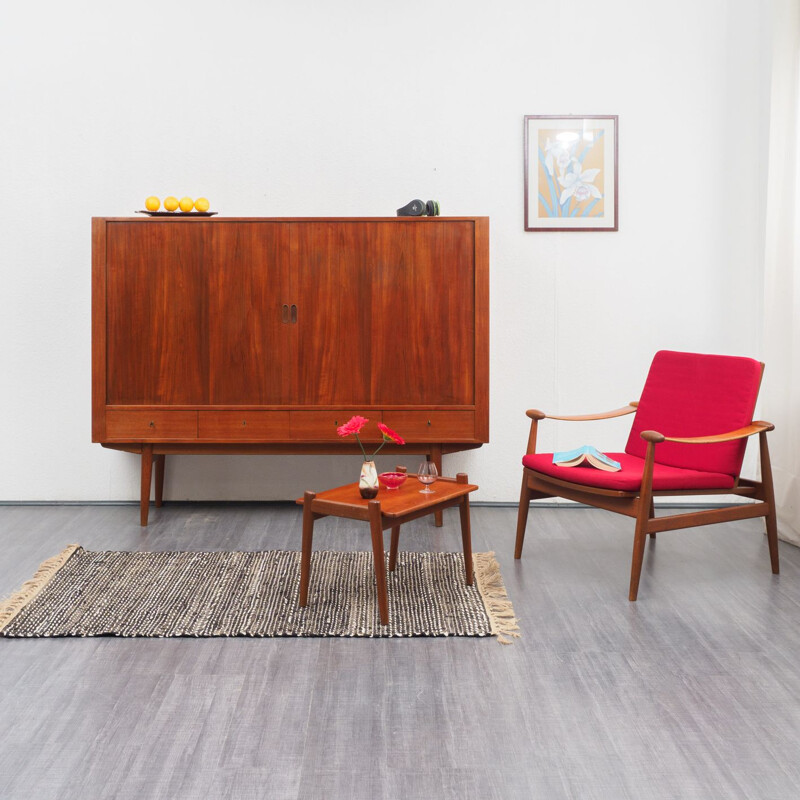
[
  {"left": 640, "top": 421, "right": 774, "bottom": 445},
  {"left": 524, "top": 403, "right": 639, "bottom": 454},
  {"left": 527, "top": 403, "right": 638, "bottom": 422}
]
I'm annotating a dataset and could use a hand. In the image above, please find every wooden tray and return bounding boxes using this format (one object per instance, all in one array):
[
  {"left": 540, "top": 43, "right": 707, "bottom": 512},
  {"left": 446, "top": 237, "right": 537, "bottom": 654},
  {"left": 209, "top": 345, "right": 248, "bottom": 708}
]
[{"left": 136, "top": 210, "right": 218, "bottom": 217}]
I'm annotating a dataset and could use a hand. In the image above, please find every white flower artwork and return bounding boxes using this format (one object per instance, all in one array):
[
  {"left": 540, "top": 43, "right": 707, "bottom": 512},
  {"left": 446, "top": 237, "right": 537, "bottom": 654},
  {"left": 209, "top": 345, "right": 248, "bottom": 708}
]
[
  {"left": 544, "top": 138, "right": 575, "bottom": 177},
  {"left": 524, "top": 115, "right": 618, "bottom": 231},
  {"left": 558, "top": 160, "right": 602, "bottom": 206}
]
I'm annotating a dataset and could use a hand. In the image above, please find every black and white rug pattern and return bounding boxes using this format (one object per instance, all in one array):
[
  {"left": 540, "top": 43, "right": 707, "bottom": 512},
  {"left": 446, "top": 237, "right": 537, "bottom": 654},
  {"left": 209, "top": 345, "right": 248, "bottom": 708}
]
[{"left": 0, "top": 546, "right": 519, "bottom": 641}]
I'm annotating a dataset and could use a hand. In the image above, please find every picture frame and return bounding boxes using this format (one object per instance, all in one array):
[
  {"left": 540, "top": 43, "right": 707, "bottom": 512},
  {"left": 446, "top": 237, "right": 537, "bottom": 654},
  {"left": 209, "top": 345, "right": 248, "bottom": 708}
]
[{"left": 524, "top": 115, "right": 618, "bottom": 232}]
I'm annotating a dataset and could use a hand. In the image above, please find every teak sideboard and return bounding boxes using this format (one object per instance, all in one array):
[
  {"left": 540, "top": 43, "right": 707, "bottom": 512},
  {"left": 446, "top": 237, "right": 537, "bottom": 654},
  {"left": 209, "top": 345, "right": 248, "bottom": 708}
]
[{"left": 92, "top": 216, "right": 489, "bottom": 525}]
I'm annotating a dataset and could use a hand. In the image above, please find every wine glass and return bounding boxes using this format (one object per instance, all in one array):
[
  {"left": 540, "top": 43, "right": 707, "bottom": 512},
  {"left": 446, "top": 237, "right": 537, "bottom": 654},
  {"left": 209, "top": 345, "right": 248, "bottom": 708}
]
[{"left": 417, "top": 462, "right": 438, "bottom": 493}]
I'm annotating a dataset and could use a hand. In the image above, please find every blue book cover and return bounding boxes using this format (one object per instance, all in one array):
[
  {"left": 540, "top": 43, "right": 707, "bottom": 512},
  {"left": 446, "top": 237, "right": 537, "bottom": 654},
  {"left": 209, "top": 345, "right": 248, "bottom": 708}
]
[{"left": 552, "top": 445, "right": 621, "bottom": 472}]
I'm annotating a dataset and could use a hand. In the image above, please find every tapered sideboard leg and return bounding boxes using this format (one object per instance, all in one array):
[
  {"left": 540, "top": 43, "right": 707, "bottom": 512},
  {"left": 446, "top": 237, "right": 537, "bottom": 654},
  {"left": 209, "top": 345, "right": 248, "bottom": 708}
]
[
  {"left": 457, "top": 474, "right": 474, "bottom": 586},
  {"left": 154, "top": 454, "right": 165, "bottom": 508},
  {"left": 140, "top": 446, "right": 153, "bottom": 527},
  {"left": 431, "top": 446, "right": 444, "bottom": 527}
]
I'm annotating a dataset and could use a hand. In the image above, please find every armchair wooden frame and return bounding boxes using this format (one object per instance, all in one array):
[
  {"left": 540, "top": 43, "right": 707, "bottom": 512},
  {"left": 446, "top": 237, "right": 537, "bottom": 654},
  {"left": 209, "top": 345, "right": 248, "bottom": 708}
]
[{"left": 515, "top": 402, "right": 779, "bottom": 600}]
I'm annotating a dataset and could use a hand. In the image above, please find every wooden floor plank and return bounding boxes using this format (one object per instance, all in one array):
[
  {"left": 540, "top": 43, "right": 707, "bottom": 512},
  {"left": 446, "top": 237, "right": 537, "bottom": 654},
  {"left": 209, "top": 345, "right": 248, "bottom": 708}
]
[{"left": 1, "top": 503, "right": 799, "bottom": 799}]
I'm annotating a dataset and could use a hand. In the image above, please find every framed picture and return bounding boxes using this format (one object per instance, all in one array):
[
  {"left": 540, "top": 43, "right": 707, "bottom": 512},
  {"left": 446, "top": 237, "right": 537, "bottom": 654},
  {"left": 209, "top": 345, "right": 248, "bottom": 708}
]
[{"left": 524, "top": 115, "right": 618, "bottom": 231}]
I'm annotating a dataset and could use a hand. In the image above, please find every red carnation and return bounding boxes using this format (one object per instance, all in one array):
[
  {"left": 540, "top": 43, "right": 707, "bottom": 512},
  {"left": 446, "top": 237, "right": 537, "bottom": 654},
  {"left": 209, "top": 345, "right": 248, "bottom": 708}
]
[{"left": 377, "top": 423, "right": 405, "bottom": 446}]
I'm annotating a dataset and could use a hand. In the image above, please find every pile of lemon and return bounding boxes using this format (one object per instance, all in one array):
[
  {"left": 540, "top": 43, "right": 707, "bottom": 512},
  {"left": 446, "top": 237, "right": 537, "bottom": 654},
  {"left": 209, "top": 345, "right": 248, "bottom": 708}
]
[{"left": 145, "top": 196, "right": 210, "bottom": 213}]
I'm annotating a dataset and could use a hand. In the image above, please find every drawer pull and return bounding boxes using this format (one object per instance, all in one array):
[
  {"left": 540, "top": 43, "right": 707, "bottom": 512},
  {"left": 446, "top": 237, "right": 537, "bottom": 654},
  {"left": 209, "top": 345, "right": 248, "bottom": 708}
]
[
  {"left": 242, "top": 420, "right": 247, "bottom": 426},
  {"left": 290, "top": 304, "right": 298, "bottom": 324},
  {"left": 427, "top": 419, "right": 432, "bottom": 426},
  {"left": 282, "top": 304, "right": 289, "bottom": 323},
  {"left": 149, "top": 420, "right": 155, "bottom": 428}
]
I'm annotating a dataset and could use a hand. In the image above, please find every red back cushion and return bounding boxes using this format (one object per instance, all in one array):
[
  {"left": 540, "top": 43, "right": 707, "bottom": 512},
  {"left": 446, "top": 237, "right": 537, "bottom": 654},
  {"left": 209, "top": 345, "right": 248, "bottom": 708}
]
[{"left": 625, "top": 351, "right": 763, "bottom": 475}]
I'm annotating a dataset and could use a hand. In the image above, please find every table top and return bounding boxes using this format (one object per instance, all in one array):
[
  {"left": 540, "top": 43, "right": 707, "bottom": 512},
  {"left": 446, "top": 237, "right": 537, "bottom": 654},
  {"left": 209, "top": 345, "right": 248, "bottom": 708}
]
[{"left": 296, "top": 475, "right": 478, "bottom": 520}]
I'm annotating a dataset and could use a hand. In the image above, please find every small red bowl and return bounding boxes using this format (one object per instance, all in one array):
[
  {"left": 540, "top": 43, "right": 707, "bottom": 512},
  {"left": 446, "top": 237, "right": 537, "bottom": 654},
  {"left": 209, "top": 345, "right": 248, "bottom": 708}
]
[{"left": 378, "top": 471, "right": 407, "bottom": 490}]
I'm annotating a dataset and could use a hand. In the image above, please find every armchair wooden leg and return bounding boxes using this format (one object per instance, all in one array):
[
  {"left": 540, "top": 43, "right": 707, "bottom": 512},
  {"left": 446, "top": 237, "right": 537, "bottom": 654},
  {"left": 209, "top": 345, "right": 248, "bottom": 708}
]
[
  {"left": 759, "top": 431, "right": 780, "bottom": 574},
  {"left": 648, "top": 499, "right": 656, "bottom": 538},
  {"left": 629, "top": 523, "right": 648, "bottom": 602},
  {"left": 515, "top": 472, "right": 533, "bottom": 559},
  {"left": 765, "top": 508, "right": 780, "bottom": 575},
  {"left": 629, "top": 442, "right": 656, "bottom": 601}
]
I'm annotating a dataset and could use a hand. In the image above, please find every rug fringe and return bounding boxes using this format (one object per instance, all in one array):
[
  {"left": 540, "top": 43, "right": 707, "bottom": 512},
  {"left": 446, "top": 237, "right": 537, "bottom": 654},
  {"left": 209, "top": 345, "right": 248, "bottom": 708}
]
[
  {"left": 0, "top": 544, "right": 81, "bottom": 633},
  {"left": 473, "top": 551, "right": 521, "bottom": 645}
]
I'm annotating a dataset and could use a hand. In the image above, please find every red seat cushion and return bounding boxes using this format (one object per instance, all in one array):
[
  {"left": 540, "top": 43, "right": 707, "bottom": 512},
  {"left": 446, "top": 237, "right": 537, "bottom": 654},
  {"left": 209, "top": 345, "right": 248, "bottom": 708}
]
[
  {"left": 522, "top": 452, "right": 736, "bottom": 492},
  {"left": 625, "top": 350, "right": 763, "bottom": 476}
]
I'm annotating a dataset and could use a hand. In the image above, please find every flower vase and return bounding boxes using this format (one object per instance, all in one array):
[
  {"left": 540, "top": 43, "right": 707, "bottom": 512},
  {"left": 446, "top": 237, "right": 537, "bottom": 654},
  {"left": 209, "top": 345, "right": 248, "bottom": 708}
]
[{"left": 359, "top": 460, "right": 379, "bottom": 499}]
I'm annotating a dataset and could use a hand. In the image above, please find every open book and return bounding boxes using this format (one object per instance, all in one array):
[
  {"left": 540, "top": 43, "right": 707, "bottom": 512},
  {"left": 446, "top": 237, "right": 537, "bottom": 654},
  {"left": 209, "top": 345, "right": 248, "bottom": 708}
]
[{"left": 552, "top": 445, "right": 621, "bottom": 472}]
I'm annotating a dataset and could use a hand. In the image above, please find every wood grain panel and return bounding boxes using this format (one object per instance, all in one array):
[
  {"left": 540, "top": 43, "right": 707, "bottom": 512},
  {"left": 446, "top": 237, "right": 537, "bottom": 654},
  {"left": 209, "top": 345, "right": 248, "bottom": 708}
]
[
  {"left": 473, "top": 217, "right": 490, "bottom": 442},
  {"left": 91, "top": 219, "right": 107, "bottom": 442},
  {"left": 381, "top": 411, "right": 475, "bottom": 441},
  {"left": 208, "top": 223, "right": 292, "bottom": 404},
  {"left": 291, "top": 222, "right": 372, "bottom": 404},
  {"left": 368, "top": 221, "right": 475, "bottom": 405},
  {"left": 105, "top": 222, "right": 209, "bottom": 405},
  {"left": 105, "top": 410, "right": 197, "bottom": 440},
  {"left": 198, "top": 411, "right": 290, "bottom": 440},
  {"left": 290, "top": 410, "right": 383, "bottom": 441}
]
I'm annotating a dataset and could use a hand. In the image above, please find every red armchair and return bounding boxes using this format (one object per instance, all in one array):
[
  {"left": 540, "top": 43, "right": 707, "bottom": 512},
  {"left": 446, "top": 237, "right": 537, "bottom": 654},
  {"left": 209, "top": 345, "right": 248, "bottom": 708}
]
[{"left": 515, "top": 351, "right": 779, "bottom": 600}]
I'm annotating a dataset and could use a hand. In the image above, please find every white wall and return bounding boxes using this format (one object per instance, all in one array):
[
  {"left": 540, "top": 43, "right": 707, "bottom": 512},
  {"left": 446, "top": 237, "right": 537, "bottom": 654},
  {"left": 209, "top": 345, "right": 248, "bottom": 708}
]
[{"left": 0, "top": 0, "right": 769, "bottom": 502}]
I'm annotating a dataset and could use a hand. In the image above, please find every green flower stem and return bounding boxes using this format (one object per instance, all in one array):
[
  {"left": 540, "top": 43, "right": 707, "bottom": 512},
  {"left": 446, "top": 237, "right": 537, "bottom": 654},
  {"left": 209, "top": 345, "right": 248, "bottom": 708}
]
[
  {"left": 355, "top": 433, "right": 390, "bottom": 461},
  {"left": 353, "top": 433, "right": 369, "bottom": 461},
  {"left": 371, "top": 438, "right": 389, "bottom": 459}
]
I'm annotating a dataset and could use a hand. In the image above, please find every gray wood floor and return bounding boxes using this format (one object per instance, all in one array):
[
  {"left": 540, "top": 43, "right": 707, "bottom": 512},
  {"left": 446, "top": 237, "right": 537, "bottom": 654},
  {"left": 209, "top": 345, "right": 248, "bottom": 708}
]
[{"left": 1, "top": 502, "right": 799, "bottom": 800}]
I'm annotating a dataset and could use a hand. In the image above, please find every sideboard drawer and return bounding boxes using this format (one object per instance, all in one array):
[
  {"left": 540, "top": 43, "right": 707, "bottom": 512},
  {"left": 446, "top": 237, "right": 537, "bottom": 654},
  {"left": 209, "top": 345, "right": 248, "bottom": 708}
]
[
  {"left": 106, "top": 410, "right": 198, "bottom": 439},
  {"left": 290, "top": 410, "right": 383, "bottom": 441},
  {"left": 381, "top": 411, "right": 475, "bottom": 441},
  {"left": 198, "top": 411, "right": 290, "bottom": 440}
]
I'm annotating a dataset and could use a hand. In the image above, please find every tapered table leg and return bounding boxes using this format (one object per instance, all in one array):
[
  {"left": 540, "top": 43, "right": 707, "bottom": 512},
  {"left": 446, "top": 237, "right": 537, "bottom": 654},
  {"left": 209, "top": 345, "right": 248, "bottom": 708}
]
[
  {"left": 389, "top": 526, "right": 401, "bottom": 572},
  {"left": 368, "top": 500, "right": 389, "bottom": 625},
  {"left": 299, "top": 491, "right": 316, "bottom": 607},
  {"left": 391, "top": 466, "right": 408, "bottom": 560}
]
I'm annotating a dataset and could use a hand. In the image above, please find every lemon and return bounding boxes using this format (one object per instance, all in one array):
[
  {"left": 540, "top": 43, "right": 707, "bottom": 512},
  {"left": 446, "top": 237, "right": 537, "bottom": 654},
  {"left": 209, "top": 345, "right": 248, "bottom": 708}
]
[
  {"left": 163, "top": 196, "right": 179, "bottom": 212},
  {"left": 179, "top": 196, "right": 194, "bottom": 213},
  {"left": 194, "top": 197, "right": 210, "bottom": 213},
  {"left": 145, "top": 196, "right": 160, "bottom": 212}
]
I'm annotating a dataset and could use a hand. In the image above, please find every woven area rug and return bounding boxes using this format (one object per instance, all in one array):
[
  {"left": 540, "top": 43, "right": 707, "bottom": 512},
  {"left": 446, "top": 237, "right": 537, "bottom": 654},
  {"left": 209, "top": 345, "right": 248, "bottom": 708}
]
[{"left": 0, "top": 546, "right": 520, "bottom": 643}]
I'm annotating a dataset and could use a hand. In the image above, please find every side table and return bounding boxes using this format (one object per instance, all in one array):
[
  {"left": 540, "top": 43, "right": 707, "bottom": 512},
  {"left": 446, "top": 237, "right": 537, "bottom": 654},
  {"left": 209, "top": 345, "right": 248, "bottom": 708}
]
[{"left": 296, "top": 472, "right": 478, "bottom": 625}]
